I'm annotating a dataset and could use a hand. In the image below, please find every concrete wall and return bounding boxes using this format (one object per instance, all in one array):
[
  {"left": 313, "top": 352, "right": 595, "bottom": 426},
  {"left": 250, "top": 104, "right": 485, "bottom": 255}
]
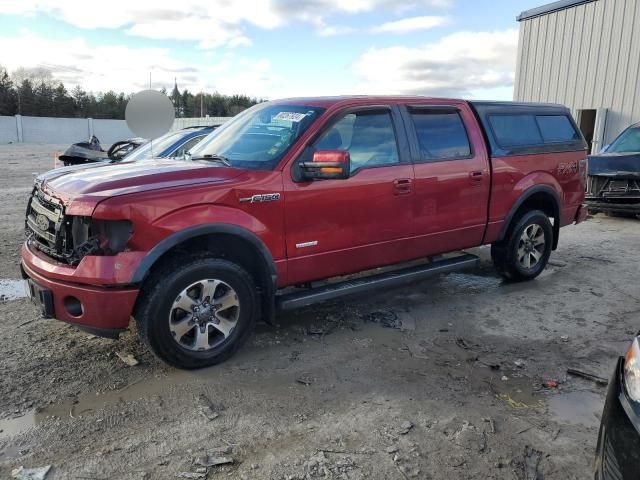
[
  {"left": 92, "top": 119, "right": 135, "bottom": 144},
  {"left": 0, "top": 116, "right": 18, "bottom": 144},
  {"left": 21, "top": 116, "right": 90, "bottom": 144},
  {"left": 514, "top": 0, "right": 640, "bottom": 148},
  {"left": 0, "top": 115, "right": 232, "bottom": 144}
]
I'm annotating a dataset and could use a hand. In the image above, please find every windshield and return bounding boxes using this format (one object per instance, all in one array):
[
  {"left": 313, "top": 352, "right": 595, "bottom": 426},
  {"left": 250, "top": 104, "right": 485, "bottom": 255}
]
[
  {"left": 189, "top": 102, "right": 326, "bottom": 169},
  {"left": 606, "top": 126, "right": 640, "bottom": 153},
  {"left": 124, "top": 130, "right": 190, "bottom": 161}
]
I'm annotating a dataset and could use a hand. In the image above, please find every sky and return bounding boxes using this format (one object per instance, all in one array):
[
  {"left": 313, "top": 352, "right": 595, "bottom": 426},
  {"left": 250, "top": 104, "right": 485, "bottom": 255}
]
[{"left": 0, "top": 0, "right": 541, "bottom": 101}]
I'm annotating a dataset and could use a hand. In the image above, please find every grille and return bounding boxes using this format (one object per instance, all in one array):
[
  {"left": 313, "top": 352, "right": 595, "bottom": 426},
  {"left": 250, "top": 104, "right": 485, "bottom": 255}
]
[
  {"left": 587, "top": 176, "right": 640, "bottom": 198},
  {"left": 599, "top": 429, "right": 623, "bottom": 480},
  {"left": 587, "top": 176, "right": 609, "bottom": 195},
  {"left": 607, "top": 180, "right": 629, "bottom": 193},
  {"left": 25, "top": 188, "right": 72, "bottom": 262}
]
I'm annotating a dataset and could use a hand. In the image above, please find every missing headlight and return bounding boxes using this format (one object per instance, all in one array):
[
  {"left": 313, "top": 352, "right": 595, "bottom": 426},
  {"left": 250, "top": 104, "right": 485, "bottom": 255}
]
[
  {"left": 67, "top": 217, "right": 132, "bottom": 263},
  {"left": 91, "top": 219, "right": 133, "bottom": 254}
]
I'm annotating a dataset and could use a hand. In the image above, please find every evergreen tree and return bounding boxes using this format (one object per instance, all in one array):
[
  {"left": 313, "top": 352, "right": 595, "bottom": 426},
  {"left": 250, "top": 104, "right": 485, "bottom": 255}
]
[
  {"left": 17, "top": 79, "right": 36, "bottom": 116},
  {"left": 34, "top": 81, "right": 54, "bottom": 116},
  {"left": 52, "top": 83, "right": 75, "bottom": 117},
  {"left": 0, "top": 66, "right": 17, "bottom": 115},
  {"left": 0, "top": 66, "right": 261, "bottom": 119},
  {"left": 181, "top": 89, "right": 194, "bottom": 117},
  {"left": 170, "top": 79, "right": 183, "bottom": 117},
  {"left": 71, "top": 85, "right": 89, "bottom": 117}
]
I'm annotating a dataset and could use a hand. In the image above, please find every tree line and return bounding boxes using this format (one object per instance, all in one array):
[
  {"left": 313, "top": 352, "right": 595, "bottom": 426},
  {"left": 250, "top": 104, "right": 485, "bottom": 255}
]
[{"left": 0, "top": 66, "right": 261, "bottom": 119}]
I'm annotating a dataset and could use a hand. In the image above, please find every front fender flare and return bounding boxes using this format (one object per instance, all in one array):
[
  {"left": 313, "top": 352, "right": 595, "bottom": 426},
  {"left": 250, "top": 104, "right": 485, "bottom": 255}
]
[{"left": 130, "top": 223, "right": 277, "bottom": 287}]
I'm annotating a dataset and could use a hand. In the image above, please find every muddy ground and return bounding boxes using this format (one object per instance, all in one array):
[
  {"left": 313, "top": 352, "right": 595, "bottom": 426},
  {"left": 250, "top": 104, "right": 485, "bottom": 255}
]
[{"left": 1, "top": 144, "right": 639, "bottom": 480}]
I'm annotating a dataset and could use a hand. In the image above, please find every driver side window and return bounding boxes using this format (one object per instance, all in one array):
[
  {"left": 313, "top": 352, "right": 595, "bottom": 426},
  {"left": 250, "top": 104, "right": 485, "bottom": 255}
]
[{"left": 316, "top": 110, "right": 399, "bottom": 172}]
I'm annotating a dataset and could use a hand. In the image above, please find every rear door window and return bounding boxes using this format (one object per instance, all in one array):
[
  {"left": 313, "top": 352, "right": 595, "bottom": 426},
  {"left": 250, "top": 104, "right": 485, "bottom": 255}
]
[{"left": 409, "top": 110, "right": 471, "bottom": 161}]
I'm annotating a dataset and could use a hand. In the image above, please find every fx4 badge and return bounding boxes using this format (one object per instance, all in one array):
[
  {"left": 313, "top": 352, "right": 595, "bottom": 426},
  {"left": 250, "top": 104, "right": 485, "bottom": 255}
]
[
  {"left": 239, "top": 193, "right": 281, "bottom": 204},
  {"left": 558, "top": 161, "right": 578, "bottom": 175}
]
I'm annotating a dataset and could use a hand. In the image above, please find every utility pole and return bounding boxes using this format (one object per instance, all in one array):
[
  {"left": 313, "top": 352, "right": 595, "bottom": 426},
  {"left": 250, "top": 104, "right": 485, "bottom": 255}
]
[{"left": 200, "top": 91, "right": 204, "bottom": 118}]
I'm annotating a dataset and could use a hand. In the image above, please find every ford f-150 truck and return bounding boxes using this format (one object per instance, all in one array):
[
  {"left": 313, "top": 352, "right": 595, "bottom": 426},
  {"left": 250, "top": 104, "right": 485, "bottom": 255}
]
[{"left": 21, "top": 96, "right": 589, "bottom": 369}]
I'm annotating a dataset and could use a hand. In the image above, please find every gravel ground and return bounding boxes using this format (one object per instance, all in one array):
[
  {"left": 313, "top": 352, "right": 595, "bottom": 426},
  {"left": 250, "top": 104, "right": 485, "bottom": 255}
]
[{"left": 1, "top": 144, "right": 639, "bottom": 479}]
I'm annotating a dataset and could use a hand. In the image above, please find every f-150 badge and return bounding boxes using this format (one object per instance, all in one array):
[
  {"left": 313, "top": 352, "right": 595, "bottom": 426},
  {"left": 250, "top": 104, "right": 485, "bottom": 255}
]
[{"left": 239, "top": 193, "right": 281, "bottom": 204}]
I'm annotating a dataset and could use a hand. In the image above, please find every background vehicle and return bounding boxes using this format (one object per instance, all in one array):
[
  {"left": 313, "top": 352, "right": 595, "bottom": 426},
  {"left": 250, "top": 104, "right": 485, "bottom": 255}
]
[
  {"left": 595, "top": 334, "right": 640, "bottom": 479},
  {"left": 57, "top": 126, "right": 215, "bottom": 167},
  {"left": 21, "top": 97, "right": 588, "bottom": 368},
  {"left": 59, "top": 135, "right": 145, "bottom": 166},
  {"left": 586, "top": 122, "right": 640, "bottom": 217},
  {"left": 123, "top": 126, "right": 216, "bottom": 162}
]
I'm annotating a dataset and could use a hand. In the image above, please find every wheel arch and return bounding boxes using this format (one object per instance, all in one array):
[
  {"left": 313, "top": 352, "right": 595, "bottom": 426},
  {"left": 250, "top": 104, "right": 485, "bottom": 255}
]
[
  {"left": 498, "top": 185, "right": 561, "bottom": 250},
  {"left": 131, "top": 223, "right": 277, "bottom": 323}
]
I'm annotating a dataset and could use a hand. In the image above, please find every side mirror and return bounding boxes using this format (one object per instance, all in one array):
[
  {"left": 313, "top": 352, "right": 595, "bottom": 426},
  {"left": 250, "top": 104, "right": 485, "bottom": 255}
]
[{"left": 300, "top": 150, "right": 350, "bottom": 180}]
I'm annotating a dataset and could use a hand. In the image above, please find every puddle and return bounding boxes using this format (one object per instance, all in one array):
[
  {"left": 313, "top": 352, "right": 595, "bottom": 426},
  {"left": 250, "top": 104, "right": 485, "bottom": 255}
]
[
  {"left": 547, "top": 391, "right": 603, "bottom": 428},
  {"left": 0, "top": 279, "right": 27, "bottom": 301},
  {"left": 35, "top": 368, "right": 208, "bottom": 421},
  {"left": 0, "top": 411, "right": 35, "bottom": 441}
]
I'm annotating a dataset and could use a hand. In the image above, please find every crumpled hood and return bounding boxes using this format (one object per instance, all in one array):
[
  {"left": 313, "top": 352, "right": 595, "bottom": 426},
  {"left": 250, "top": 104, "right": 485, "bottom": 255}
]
[
  {"left": 588, "top": 152, "right": 640, "bottom": 178},
  {"left": 40, "top": 159, "right": 244, "bottom": 204}
]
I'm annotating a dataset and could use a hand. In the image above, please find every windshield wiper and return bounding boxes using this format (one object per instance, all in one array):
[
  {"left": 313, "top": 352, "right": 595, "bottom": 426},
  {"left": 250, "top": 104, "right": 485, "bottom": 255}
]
[{"left": 189, "top": 154, "right": 232, "bottom": 167}]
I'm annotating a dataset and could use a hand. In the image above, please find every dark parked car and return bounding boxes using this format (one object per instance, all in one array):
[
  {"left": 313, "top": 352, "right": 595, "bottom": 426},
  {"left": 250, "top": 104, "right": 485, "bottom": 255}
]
[
  {"left": 57, "top": 126, "right": 216, "bottom": 166},
  {"left": 595, "top": 335, "right": 640, "bottom": 479},
  {"left": 586, "top": 123, "right": 640, "bottom": 217},
  {"left": 43, "top": 126, "right": 216, "bottom": 184},
  {"left": 123, "top": 126, "right": 216, "bottom": 162}
]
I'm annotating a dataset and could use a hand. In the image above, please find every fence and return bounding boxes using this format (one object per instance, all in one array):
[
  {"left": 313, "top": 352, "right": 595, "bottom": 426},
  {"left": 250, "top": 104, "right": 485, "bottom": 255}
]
[{"left": 0, "top": 115, "right": 232, "bottom": 145}]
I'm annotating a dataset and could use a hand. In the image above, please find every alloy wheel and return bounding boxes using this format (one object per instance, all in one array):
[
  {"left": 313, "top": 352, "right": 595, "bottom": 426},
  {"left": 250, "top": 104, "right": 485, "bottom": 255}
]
[
  {"left": 517, "top": 223, "right": 546, "bottom": 270},
  {"left": 168, "top": 279, "right": 240, "bottom": 351}
]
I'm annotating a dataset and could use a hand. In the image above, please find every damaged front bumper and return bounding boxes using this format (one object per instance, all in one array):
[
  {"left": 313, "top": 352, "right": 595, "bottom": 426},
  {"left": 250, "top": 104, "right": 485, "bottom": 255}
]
[
  {"left": 595, "top": 357, "right": 640, "bottom": 479},
  {"left": 20, "top": 241, "right": 143, "bottom": 336}
]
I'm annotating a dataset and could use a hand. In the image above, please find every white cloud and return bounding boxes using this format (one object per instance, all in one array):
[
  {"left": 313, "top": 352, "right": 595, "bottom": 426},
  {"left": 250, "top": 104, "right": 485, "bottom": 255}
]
[
  {"left": 0, "top": 0, "right": 451, "bottom": 47},
  {"left": 352, "top": 29, "right": 518, "bottom": 97},
  {"left": 0, "top": 32, "right": 279, "bottom": 97},
  {"left": 316, "top": 24, "right": 357, "bottom": 37},
  {"left": 371, "top": 15, "right": 448, "bottom": 33}
]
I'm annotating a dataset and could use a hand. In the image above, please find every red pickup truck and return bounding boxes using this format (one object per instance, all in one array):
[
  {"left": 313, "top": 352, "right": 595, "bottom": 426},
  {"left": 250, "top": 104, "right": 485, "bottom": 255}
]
[{"left": 21, "top": 96, "right": 588, "bottom": 368}]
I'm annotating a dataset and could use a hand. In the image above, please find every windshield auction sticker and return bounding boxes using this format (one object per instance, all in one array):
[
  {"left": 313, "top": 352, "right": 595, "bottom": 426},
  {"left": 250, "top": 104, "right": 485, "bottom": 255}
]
[{"left": 273, "top": 111, "right": 308, "bottom": 122}]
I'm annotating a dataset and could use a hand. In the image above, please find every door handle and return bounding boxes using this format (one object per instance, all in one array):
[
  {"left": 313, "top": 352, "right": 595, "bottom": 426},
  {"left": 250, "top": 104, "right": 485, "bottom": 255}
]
[
  {"left": 393, "top": 178, "right": 412, "bottom": 195},
  {"left": 469, "top": 171, "right": 483, "bottom": 186}
]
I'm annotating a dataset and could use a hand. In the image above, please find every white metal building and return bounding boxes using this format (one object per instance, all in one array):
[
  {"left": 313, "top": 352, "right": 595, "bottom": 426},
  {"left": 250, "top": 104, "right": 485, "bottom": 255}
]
[{"left": 514, "top": 0, "right": 640, "bottom": 153}]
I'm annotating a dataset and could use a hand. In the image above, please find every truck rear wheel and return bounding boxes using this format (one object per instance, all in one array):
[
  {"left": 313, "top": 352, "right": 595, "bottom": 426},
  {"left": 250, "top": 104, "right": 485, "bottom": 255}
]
[
  {"left": 135, "top": 256, "right": 259, "bottom": 369},
  {"left": 491, "top": 210, "right": 553, "bottom": 282}
]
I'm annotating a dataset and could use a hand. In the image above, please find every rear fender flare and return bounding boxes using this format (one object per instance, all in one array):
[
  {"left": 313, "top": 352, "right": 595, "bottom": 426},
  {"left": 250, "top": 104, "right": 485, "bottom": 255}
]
[{"left": 498, "top": 185, "right": 561, "bottom": 249}]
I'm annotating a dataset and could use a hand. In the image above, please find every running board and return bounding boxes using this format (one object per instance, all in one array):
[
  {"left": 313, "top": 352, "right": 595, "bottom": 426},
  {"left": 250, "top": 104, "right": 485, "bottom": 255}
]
[{"left": 276, "top": 253, "right": 479, "bottom": 311}]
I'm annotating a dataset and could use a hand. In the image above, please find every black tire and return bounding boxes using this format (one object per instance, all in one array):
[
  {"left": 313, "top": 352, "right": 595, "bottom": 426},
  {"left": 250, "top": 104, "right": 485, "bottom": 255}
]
[
  {"left": 135, "top": 255, "right": 259, "bottom": 369},
  {"left": 491, "top": 210, "right": 553, "bottom": 282}
]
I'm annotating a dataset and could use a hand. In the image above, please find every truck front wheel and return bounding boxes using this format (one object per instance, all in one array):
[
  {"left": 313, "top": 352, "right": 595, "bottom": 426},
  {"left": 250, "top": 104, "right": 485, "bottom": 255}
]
[
  {"left": 491, "top": 210, "right": 553, "bottom": 282},
  {"left": 135, "top": 256, "right": 259, "bottom": 369}
]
